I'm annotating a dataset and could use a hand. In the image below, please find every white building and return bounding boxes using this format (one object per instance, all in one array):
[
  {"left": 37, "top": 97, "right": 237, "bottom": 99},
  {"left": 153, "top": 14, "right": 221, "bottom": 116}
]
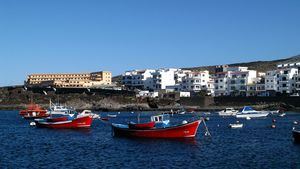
[
  {"left": 174, "top": 69, "right": 191, "bottom": 83},
  {"left": 265, "top": 70, "right": 278, "bottom": 92},
  {"left": 136, "top": 91, "right": 159, "bottom": 98},
  {"left": 214, "top": 66, "right": 257, "bottom": 96},
  {"left": 277, "top": 67, "right": 298, "bottom": 94},
  {"left": 151, "top": 68, "right": 178, "bottom": 91},
  {"left": 295, "top": 74, "right": 300, "bottom": 94},
  {"left": 181, "top": 71, "right": 210, "bottom": 92},
  {"left": 122, "top": 69, "right": 155, "bottom": 90},
  {"left": 265, "top": 62, "right": 300, "bottom": 95}
]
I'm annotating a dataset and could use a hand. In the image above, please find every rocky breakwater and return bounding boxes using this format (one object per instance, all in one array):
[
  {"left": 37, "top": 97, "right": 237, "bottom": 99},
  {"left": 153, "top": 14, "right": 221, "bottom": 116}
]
[{"left": 0, "top": 86, "right": 179, "bottom": 111}]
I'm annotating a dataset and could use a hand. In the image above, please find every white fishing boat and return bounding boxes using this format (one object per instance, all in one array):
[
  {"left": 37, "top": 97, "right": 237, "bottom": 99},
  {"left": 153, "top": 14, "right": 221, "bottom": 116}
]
[
  {"left": 279, "top": 113, "right": 286, "bottom": 117},
  {"left": 80, "top": 110, "right": 99, "bottom": 119},
  {"left": 178, "top": 111, "right": 185, "bottom": 115},
  {"left": 218, "top": 108, "right": 238, "bottom": 116},
  {"left": 270, "top": 110, "right": 280, "bottom": 114},
  {"left": 107, "top": 114, "right": 117, "bottom": 118},
  {"left": 236, "top": 106, "right": 269, "bottom": 118},
  {"left": 229, "top": 123, "right": 243, "bottom": 128},
  {"left": 47, "top": 100, "right": 75, "bottom": 116}
]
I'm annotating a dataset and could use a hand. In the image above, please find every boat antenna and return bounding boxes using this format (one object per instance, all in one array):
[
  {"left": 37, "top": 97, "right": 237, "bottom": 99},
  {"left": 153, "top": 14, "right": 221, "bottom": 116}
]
[{"left": 138, "top": 113, "right": 140, "bottom": 123}]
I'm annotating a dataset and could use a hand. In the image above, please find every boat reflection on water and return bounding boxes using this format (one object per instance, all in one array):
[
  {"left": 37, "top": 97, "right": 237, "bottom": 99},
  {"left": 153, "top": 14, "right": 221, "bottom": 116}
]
[
  {"left": 114, "top": 137, "right": 200, "bottom": 146},
  {"left": 36, "top": 127, "right": 93, "bottom": 135}
]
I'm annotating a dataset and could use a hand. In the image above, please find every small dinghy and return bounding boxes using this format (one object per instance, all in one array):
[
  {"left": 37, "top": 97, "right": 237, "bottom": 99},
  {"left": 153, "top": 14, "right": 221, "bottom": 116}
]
[
  {"left": 229, "top": 123, "right": 243, "bottom": 128},
  {"left": 279, "top": 113, "right": 286, "bottom": 117},
  {"left": 107, "top": 114, "right": 117, "bottom": 118}
]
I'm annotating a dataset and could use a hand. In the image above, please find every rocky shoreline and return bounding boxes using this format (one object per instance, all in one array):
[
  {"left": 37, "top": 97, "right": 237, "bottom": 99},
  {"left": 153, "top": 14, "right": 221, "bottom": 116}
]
[{"left": 0, "top": 86, "right": 299, "bottom": 112}]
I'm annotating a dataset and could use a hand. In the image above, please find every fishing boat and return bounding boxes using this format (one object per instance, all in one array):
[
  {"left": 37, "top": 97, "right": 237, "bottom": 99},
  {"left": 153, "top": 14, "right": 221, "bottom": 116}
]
[
  {"left": 279, "top": 113, "right": 286, "bottom": 117},
  {"left": 178, "top": 111, "right": 186, "bottom": 115},
  {"left": 229, "top": 123, "right": 243, "bottom": 128},
  {"left": 19, "top": 103, "right": 49, "bottom": 119},
  {"left": 236, "top": 106, "right": 269, "bottom": 118},
  {"left": 48, "top": 101, "right": 75, "bottom": 116},
  {"left": 270, "top": 110, "right": 280, "bottom": 114},
  {"left": 111, "top": 119, "right": 202, "bottom": 138},
  {"left": 34, "top": 110, "right": 93, "bottom": 129},
  {"left": 218, "top": 108, "right": 238, "bottom": 116},
  {"left": 292, "top": 128, "right": 300, "bottom": 143},
  {"left": 107, "top": 114, "right": 117, "bottom": 118}
]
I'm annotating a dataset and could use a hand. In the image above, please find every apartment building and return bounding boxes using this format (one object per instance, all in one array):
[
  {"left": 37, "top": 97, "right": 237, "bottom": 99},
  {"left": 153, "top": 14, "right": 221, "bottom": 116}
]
[
  {"left": 151, "top": 68, "right": 178, "bottom": 90},
  {"left": 214, "top": 66, "right": 257, "bottom": 96},
  {"left": 122, "top": 69, "right": 155, "bottom": 90},
  {"left": 181, "top": 71, "right": 210, "bottom": 92},
  {"left": 26, "top": 71, "right": 112, "bottom": 88}
]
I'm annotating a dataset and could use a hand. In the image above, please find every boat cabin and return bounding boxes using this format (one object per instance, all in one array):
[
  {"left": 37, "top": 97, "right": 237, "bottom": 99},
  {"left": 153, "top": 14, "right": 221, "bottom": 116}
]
[{"left": 151, "top": 114, "right": 170, "bottom": 127}]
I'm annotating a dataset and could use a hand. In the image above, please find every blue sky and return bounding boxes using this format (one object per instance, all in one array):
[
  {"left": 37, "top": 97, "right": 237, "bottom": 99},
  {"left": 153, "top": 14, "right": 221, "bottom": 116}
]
[{"left": 0, "top": 0, "right": 300, "bottom": 86}]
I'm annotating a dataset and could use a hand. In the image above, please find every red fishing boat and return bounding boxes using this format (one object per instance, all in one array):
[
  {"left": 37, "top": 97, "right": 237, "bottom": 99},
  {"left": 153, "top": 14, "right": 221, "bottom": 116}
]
[
  {"left": 19, "top": 103, "right": 49, "bottom": 119},
  {"left": 112, "top": 119, "right": 201, "bottom": 138},
  {"left": 34, "top": 110, "right": 93, "bottom": 129},
  {"left": 128, "top": 121, "right": 155, "bottom": 129}
]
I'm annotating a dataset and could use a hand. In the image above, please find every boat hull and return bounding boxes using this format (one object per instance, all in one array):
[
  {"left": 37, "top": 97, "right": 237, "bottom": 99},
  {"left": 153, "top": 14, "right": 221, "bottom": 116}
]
[
  {"left": 219, "top": 112, "right": 237, "bottom": 116},
  {"left": 293, "top": 130, "right": 300, "bottom": 143},
  {"left": 236, "top": 112, "right": 269, "bottom": 118},
  {"left": 35, "top": 116, "right": 93, "bottom": 129},
  {"left": 112, "top": 120, "right": 201, "bottom": 138}
]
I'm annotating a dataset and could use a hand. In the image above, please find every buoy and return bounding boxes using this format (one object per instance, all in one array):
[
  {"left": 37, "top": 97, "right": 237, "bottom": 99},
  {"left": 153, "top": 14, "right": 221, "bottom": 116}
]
[
  {"left": 236, "top": 121, "right": 240, "bottom": 123},
  {"left": 182, "top": 120, "right": 188, "bottom": 124},
  {"left": 217, "top": 124, "right": 220, "bottom": 127},
  {"left": 293, "top": 121, "right": 298, "bottom": 125},
  {"left": 246, "top": 117, "right": 251, "bottom": 120},
  {"left": 205, "top": 117, "right": 210, "bottom": 121},
  {"left": 131, "top": 112, "right": 134, "bottom": 114},
  {"left": 272, "top": 119, "right": 276, "bottom": 123},
  {"left": 30, "top": 122, "right": 36, "bottom": 126},
  {"left": 271, "top": 124, "right": 276, "bottom": 128},
  {"left": 118, "top": 112, "right": 120, "bottom": 114}
]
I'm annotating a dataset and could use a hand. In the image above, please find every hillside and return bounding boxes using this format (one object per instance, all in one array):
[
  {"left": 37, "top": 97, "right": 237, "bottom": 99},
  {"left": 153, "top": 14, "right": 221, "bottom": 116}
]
[
  {"left": 113, "top": 55, "right": 300, "bottom": 82},
  {"left": 183, "top": 55, "right": 300, "bottom": 74}
]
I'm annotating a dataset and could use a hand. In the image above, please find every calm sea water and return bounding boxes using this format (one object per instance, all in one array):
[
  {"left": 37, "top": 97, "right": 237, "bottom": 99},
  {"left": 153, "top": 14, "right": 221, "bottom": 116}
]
[{"left": 0, "top": 110, "right": 300, "bottom": 169}]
